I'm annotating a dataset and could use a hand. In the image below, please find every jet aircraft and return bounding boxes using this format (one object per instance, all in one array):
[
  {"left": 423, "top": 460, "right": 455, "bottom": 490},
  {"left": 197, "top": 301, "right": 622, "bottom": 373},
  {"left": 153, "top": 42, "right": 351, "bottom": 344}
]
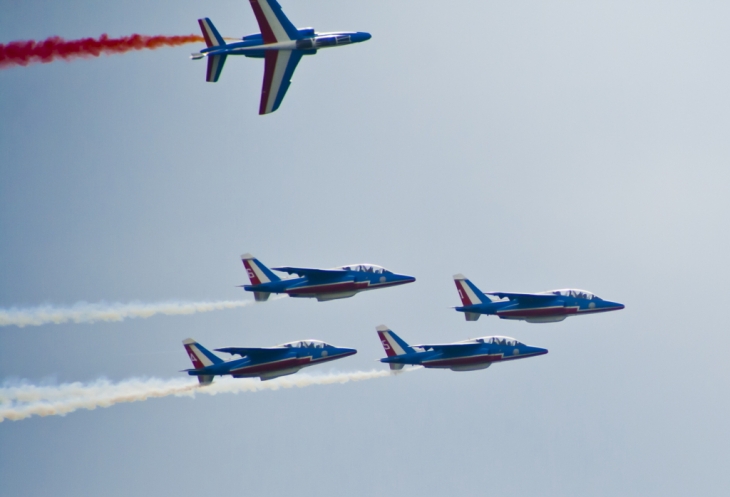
[
  {"left": 376, "top": 325, "right": 547, "bottom": 372},
  {"left": 182, "top": 338, "right": 357, "bottom": 384},
  {"left": 453, "top": 274, "right": 624, "bottom": 323},
  {"left": 192, "top": 0, "right": 372, "bottom": 114},
  {"left": 240, "top": 254, "right": 415, "bottom": 302}
]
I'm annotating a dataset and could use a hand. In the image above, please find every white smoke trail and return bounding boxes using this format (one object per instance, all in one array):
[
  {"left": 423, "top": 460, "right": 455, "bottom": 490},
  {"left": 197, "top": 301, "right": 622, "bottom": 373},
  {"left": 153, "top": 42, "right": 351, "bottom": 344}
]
[
  {"left": 0, "top": 369, "right": 410, "bottom": 422},
  {"left": 0, "top": 297, "right": 284, "bottom": 328}
]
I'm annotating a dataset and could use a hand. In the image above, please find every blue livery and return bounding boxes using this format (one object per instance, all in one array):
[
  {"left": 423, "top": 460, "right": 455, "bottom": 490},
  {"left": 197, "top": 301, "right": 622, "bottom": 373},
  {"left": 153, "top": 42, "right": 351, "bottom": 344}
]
[
  {"left": 453, "top": 274, "right": 625, "bottom": 323},
  {"left": 192, "top": 0, "right": 372, "bottom": 114},
  {"left": 376, "top": 325, "right": 548, "bottom": 372},
  {"left": 182, "top": 338, "right": 356, "bottom": 384},
  {"left": 240, "top": 253, "right": 415, "bottom": 302}
]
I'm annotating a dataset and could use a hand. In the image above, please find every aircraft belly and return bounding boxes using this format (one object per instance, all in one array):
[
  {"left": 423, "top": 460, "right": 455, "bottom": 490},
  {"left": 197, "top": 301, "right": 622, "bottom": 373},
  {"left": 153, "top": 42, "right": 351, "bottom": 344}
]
[
  {"left": 423, "top": 353, "right": 501, "bottom": 368},
  {"left": 230, "top": 356, "right": 311, "bottom": 375},
  {"left": 286, "top": 280, "right": 367, "bottom": 296},
  {"left": 497, "top": 306, "right": 578, "bottom": 319}
]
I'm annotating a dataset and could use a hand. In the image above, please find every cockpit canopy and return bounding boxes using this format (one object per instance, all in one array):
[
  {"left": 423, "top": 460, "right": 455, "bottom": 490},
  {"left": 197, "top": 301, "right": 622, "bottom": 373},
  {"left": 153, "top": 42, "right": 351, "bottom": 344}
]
[
  {"left": 459, "top": 336, "right": 521, "bottom": 346},
  {"left": 547, "top": 289, "right": 602, "bottom": 300},
  {"left": 278, "top": 340, "right": 330, "bottom": 349},
  {"left": 336, "top": 264, "right": 391, "bottom": 274}
]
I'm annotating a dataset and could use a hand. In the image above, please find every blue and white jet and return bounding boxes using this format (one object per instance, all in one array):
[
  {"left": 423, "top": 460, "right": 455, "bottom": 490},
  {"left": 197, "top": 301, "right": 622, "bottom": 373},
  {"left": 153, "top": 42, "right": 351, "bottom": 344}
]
[
  {"left": 192, "top": 0, "right": 372, "bottom": 114},
  {"left": 240, "top": 254, "right": 415, "bottom": 302},
  {"left": 182, "top": 338, "right": 357, "bottom": 384},
  {"left": 376, "top": 325, "right": 548, "bottom": 372},
  {"left": 453, "top": 274, "right": 625, "bottom": 323}
]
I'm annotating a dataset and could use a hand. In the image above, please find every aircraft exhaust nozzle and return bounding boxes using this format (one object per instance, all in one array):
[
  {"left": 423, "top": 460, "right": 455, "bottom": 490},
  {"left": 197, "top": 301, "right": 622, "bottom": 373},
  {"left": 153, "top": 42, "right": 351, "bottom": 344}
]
[{"left": 191, "top": 53, "right": 205, "bottom": 60}]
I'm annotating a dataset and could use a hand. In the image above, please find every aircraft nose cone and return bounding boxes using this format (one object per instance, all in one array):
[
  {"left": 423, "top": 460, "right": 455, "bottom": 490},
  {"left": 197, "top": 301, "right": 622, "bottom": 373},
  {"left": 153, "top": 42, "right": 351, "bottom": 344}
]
[
  {"left": 532, "top": 347, "right": 549, "bottom": 356},
  {"left": 353, "top": 32, "right": 372, "bottom": 43},
  {"left": 341, "top": 348, "right": 357, "bottom": 357}
]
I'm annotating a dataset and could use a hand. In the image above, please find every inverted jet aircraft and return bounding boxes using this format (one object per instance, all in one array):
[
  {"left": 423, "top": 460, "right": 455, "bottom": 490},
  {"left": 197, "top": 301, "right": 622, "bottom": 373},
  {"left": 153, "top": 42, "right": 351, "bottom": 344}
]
[
  {"left": 182, "top": 338, "right": 356, "bottom": 384},
  {"left": 453, "top": 274, "right": 624, "bottom": 323},
  {"left": 376, "top": 325, "right": 547, "bottom": 372},
  {"left": 240, "top": 253, "right": 415, "bottom": 302},
  {"left": 192, "top": 0, "right": 372, "bottom": 114}
]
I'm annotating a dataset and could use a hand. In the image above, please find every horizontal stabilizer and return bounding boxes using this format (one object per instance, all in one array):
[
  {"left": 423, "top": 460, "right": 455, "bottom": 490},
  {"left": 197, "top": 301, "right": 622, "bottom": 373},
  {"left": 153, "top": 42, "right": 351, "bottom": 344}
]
[
  {"left": 206, "top": 54, "right": 227, "bottom": 83},
  {"left": 465, "top": 312, "right": 480, "bottom": 321},
  {"left": 389, "top": 363, "right": 405, "bottom": 371}
]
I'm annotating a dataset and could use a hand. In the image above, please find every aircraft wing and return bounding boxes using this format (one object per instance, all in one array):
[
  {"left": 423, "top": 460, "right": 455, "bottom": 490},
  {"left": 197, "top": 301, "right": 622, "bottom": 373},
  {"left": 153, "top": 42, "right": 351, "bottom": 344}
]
[
  {"left": 487, "top": 292, "right": 559, "bottom": 303},
  {"left": 413, "top": 343, "right": 484, "bottom": 352},
  {"left": 215, "top": 347, "right": 290, "bottom": 360},
  {"left": 248, "top": 0, "right": 300, "bottom": 44},
  {"left": 272, "top": 266, "right": 347, "bottom": 279},
  {"left": 259, "top": 50, "right": 303, "bottom": 115}
]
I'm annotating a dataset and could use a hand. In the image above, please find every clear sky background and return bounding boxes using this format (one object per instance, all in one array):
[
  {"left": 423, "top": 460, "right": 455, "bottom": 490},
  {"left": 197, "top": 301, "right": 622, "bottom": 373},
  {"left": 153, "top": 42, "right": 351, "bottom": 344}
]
[{"left": 2, "top": 0, "right": 729, "bottom": 495}]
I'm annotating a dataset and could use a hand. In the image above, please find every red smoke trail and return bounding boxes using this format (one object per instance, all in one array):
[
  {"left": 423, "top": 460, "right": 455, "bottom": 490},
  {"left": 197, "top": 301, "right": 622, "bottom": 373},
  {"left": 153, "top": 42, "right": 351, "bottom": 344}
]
[{"left": 0, "top": 34, "right": 205, "bottom": 69}]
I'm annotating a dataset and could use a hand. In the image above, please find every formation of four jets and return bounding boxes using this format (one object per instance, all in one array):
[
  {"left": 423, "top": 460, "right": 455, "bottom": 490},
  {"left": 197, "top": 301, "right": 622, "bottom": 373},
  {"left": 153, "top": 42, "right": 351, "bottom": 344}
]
[{"left": 182, "top": 254, "right": 624, "bottom": 383}]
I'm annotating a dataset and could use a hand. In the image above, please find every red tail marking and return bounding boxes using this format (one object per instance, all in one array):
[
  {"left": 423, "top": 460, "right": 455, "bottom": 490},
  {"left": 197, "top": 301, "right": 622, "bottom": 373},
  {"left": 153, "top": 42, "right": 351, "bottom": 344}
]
[
  {"left": 242, "top": 259, "right": 262, "bottom": 285},
  {"left": 378, "top": 331, "right": 397, "bottom": 357},
  {"left": 184, "top": 344, "right": 206, "bottom": 369},
  {"left": 455, "top": 280, "right": 472, "bottom": 306}
]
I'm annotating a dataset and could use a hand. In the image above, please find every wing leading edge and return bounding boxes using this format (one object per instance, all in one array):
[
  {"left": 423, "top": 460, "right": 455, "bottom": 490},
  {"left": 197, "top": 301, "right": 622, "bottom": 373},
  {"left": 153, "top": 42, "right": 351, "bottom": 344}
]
[
  {"left": 272, "top": 266, "right": 347, "bottom": 279},
  {"left": 260, "top": 50, "right": 304, "bottom": 114},
  {"left": 215, "top": 347, "right": 290, "bottom": 360},
  {"left": 487, "top": 292, "right": 559, "bottom": 303}
]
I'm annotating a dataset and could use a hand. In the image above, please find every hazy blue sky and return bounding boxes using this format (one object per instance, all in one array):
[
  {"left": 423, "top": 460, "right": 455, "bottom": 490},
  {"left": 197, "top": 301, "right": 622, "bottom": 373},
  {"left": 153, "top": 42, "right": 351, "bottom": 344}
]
[{"left": 2, "top": 0, "right": 729, "bottom": 495}]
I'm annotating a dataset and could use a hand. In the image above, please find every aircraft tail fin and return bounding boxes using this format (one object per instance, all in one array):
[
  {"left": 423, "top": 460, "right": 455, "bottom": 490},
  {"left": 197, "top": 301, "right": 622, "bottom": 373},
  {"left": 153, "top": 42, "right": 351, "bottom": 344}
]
[
  {"left": 376, "top": 325, "right": 415, "bottom": 357},
  {"left": 453, "top": 274, "right": 491, "bottom": 307},
  {"left": 241, "top": 253, "right": 281, "bottom": 286},
  {"left": 198, "top": 18, "right": 226, "bottom": 48},
  {"left": 183, "top": 338, "right": 224, "bottom": 370}
]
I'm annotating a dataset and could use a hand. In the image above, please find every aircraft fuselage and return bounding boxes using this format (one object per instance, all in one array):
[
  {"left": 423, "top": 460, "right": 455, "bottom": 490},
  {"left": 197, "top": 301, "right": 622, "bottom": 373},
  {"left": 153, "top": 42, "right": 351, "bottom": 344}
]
[
  {"left": 197, "top": 29, "right": 371, "bottom": 59},
  {"left": 456, "top": 297, "right": 625, "bottom": 323}
]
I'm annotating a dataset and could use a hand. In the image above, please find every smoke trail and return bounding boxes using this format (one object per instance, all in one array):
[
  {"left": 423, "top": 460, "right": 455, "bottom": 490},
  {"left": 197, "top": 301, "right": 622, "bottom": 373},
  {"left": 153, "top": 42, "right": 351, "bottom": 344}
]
[
  {"left": 0, "top": 33, "right": 204, "bottom": 69},
  {"left": 0, "top": 299, "right": 268, "bottom": 328},
  {"left": 0, "top": 370, "right": 406, "bottom": 422}
]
